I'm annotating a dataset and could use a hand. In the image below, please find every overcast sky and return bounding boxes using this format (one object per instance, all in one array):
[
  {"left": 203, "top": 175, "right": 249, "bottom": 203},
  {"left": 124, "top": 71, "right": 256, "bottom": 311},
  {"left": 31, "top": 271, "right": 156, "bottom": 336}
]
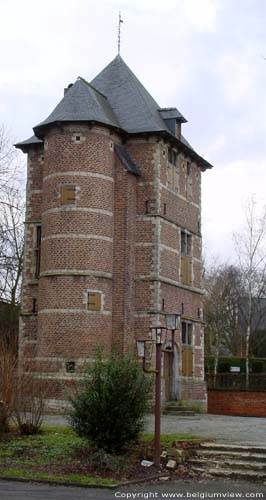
[{"left": 1, "top": 0, "right": 266, "bottom": 264}]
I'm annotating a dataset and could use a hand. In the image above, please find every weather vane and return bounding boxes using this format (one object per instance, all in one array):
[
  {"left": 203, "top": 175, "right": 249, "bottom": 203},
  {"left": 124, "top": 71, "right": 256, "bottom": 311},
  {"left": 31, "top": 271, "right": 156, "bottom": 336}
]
[{"left": 118, "top": 11, "right": 124, "bottom": 55}]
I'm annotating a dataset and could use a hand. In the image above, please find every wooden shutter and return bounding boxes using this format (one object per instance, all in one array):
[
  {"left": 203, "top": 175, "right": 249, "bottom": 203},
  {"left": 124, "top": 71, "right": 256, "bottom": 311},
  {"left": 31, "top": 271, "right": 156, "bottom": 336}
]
[
  {"left": 88, "top": 292, "right": 101, "bottom": 311},
  {"left": 60, "top": 186, "right": 76, "bottom": 205},
  {"left": 181, "top": 256, "right": 192, "bottom": 285},
  {"left": 182, "top": 346, "right": 193, "bottom": 377}
]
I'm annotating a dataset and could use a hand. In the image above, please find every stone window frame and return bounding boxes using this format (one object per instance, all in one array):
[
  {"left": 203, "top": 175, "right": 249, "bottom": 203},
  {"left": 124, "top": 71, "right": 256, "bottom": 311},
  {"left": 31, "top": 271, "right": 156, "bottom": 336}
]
[
  {"left": 181, "top": 321, "right": 194, "bottom": 346},
  {"left": 186, "top": 160, "right": 193, "bottom": 199},
  {"left": 34, "top": 224, "right": 42, "bottom": 279},
  {"left": 71, "top": 133, "right": 86, "bottom": 144},
  {"left": 180, "top": 229, "right": 193, "bottom": 286},
  {"left": 167, "top": 147, "right": 179, "bottom": 193},
  {"left": 83, "top": 289, "right": 104, "bottom": 314},
  {"left": 59, "top": 184, "right": 79, "bottom": 207}
]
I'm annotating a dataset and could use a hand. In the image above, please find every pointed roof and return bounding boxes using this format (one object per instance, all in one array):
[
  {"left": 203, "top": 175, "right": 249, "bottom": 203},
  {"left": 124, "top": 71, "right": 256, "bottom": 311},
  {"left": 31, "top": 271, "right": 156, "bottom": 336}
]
[
  {"left": 14, "top": 134, "right": 43, "bottom": 152},
  {"left": 16, "top": 55, "right": 213, "bottom": 169},
  {"left": 34, "top": 77, "right": 120, "bottom": 137},
  {"left": 91, "top": 55, "right": 176, "bottom": 134}
]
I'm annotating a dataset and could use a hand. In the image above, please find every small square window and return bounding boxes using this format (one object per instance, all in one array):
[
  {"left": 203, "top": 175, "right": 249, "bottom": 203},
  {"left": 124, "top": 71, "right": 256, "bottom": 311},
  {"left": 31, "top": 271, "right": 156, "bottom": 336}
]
[
  {"left": 60, "top": 185, "right": 76, "bottom": 206},
  {"left": 75, "top": 135, "right": 81, "bottom": 142},
  {"left": 88, "top": 292, "right": 101, "bottom": 311},
  {"left": 65, "top": 361, "right": 75, "bottom": 373}
]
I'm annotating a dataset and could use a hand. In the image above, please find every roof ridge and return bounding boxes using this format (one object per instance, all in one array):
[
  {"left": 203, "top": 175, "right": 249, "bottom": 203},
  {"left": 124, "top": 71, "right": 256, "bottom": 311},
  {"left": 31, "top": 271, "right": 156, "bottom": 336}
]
[
  {"left": 77, "top": 76, "right": 108, "bottom": 100},
  {"left": 117, "top": 58, "right": 163, "bottom": 123}
]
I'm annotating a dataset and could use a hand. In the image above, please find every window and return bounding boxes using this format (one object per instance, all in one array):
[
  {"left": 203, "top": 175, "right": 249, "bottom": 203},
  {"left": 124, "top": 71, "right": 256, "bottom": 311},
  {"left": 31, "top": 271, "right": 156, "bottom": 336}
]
[
  {"left": 181, "top": 322, "right": 193, "bottom": 345},
  {"left": 32, "top": 298, "right": 37, "bottom": 313},
  {"left": 167, "top": 148, "right": 179, "bottom": 192},
  {"left": 34, "top": 226, "right": 41, "bottom": 278},
  {"left": 181, "top": 231, "right": 192, "bottom": 285},
  {"left": 181, "top": 322, "right": 193, "bottom": 377},
  {"left": 181, "top": 231, "right": 192, "bottom": 256},
  {"left": 60, "top": 185, "right": 76, "bottom": 206},
  {"left": 88, "top": 292, "right": 101, "bottom": 312},
  {"left": 168, "top": 149, "right": 177, "bottom": 166},
  {"left": 186, "top": 161, "right": 192, "bottom": 198},
  {"left": 65, "top": 361, "right": 75, "bottom": 373}
]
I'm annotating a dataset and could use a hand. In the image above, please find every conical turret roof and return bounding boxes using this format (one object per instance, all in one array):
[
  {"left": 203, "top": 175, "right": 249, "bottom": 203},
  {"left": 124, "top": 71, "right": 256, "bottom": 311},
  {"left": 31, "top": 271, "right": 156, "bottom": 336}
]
[{"left": 34, "top": 77, "right": 120, "bottom": 136}]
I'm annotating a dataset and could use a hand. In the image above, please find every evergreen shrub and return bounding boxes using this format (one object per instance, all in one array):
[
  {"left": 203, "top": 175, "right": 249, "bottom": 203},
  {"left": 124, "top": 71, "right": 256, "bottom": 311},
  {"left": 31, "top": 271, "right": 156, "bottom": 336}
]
[{"left": 69, "top": 352, "right": 151, "bottom": 452}]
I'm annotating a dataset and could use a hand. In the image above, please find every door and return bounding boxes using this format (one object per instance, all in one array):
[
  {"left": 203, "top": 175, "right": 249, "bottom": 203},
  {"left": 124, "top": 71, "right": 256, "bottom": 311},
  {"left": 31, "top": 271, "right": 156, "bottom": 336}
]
[{"left": 164, "top": 350, "right": 172, "bottom": 401}]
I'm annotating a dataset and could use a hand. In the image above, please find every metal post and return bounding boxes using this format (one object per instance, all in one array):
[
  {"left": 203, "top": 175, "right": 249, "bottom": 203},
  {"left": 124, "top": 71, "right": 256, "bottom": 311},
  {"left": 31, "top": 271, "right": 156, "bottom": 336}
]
[{"left": 154, "top": 342, "right": 162, "bottom": 467}]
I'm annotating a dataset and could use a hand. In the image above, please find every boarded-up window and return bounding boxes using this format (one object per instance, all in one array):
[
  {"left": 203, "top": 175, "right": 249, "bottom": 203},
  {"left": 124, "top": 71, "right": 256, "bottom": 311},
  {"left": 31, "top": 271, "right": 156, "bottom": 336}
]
[
  {"left": 34, "top": 226, "right": 41, "bottom": 278},
  {"left": 181, "top": 322, "right": 193, "bottom": 376},
  {"left": 88, "top": 292, "right": 101, "bottom": 312},
  {"left": 182, "top": 347, "right": 193, "bottom": 376},
  {"left": 60, "top": 185, "right": 76, "bottom": 205}
]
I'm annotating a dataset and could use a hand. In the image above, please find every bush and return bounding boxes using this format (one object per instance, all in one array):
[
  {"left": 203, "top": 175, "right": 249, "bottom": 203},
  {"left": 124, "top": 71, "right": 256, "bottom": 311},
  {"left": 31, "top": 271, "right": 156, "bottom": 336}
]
[
  {"left": 0, "top": 340, "right": 17, "bottom": 432},
  {"left": 0, "top": 338, "right": 51, "bottom": 435},
  {"left": 13, "top": 370, "right": 51, "bottom": 435},
  {"left": 69, "top": 352, "right": 151, "bottom": 452}
]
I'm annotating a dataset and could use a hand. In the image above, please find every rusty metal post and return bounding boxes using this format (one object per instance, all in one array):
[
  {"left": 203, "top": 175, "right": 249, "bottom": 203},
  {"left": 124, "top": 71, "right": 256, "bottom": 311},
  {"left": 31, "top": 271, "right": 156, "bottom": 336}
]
[{"left": 154, "top": 342, "right": 162, "bottom": 467}]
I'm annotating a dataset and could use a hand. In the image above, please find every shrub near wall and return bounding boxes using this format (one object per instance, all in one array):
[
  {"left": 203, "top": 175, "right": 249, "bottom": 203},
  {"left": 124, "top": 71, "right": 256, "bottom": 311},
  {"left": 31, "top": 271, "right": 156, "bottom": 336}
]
[{"left": 69, "top": 352, "right": 151, "bottom": 452}]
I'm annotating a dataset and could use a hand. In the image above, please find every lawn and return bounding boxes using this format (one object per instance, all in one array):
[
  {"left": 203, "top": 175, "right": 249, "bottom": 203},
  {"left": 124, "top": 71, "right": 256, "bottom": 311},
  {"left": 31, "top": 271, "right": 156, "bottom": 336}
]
[{"left": 0, "top": 426, "right": 199, "bottom": 486}]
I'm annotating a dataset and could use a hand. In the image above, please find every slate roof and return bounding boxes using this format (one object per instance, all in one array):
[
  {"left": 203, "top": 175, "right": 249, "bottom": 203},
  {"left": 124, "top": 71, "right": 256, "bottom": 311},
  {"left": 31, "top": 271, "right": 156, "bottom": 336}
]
[
  {"left": 14, "top": 135, "right": 43, "bottom": 152},
  {"left": 92, "top": 55, "right": 172, "bottom": 134},
  {"left": 16, "top": 54, "right": 213, "bottom": 169},
  {"left": 34, "top": 77, "right": 121, "bottom": 136},
  {"left": 158, "top": 107, "right": 187, "bottom": 123},
  {"left": 114, "top": 144, "right": 141, "bottom": 176}
]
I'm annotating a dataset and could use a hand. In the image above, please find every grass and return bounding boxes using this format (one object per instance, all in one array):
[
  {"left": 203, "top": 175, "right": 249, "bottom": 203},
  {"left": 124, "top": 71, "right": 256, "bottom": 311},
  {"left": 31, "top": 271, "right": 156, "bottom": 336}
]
[
  {"left": 142, "top": 434, "right": 200, "bottom": 446},
  {"left": 0, "top": 469, "right": 116, "bottom": 485},
  {"left": 0, "top": 426, "right": 199, "bottom": 485}
]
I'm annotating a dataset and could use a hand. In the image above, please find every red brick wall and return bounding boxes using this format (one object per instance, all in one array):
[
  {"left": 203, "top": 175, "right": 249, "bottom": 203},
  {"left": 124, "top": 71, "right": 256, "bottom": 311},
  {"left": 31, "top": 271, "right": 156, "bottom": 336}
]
[
  {"left": 19, "top": 126, "right": 207, "bottom": 407},
  {"left": 112, "top": 154, "right": 137, "bottom": 353},
  {"left": 208, "top": 390, "right": 266, "bottom": 417}
]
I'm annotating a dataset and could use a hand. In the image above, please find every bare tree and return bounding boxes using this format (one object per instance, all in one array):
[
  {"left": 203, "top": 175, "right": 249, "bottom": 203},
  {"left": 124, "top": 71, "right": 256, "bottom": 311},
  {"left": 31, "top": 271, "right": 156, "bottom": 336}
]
[
  {"left": 234, "top": 196, "right": 266, "bottom": 387},
  {"left": 204, "top": 264, "right": 244, "bottom": 379},
  {"left": 0, "top": 125, "right": 19, "bottom": 197},
  {"left": 0, "top": 188, "right": 24, "bottom": 305},
  {"left": 0, "top": 125, "right": 25, "bottom": 346}
]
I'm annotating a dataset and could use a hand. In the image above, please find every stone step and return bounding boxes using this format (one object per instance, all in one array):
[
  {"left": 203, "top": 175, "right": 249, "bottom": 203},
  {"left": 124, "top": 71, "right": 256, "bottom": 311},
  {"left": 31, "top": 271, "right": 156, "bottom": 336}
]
[
  {"left": 163, "top": 410, "right": 195, "bottom": 416},
  {"left": 165, "top": 404, "right": 193, "bottom": 410},
  {"left": 191, "top": 466, "right": 266, "bottom": 481},
  {"left": 164, "top": 403, "right": 195, "bottom": 416},
  {"left": 195, "top": 449, "right": 266, "bottom": 462},
  {"left": 200, "top": 442, "right": 266, "bottom": 454},
  {"left": 189, "top": 457, "right": 266, "bottom": 472}
]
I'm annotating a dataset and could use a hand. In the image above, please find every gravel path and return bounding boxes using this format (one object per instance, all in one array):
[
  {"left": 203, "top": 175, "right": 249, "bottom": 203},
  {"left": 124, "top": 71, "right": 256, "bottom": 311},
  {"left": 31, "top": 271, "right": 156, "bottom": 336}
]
[{"left": 43, "top": 413, "right": 266, "bottom": 445}]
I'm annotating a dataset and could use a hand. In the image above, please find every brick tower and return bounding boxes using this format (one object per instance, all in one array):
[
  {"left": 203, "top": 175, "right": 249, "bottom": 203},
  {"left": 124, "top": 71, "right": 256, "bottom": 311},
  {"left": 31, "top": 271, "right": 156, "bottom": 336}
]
[{"left": 16, "top": 55, "right": 213, "bottom": 410}]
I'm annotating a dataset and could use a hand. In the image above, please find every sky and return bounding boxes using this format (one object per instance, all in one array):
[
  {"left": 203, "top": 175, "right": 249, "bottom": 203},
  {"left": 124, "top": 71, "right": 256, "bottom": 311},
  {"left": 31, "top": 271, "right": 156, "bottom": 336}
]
[{"left": 1, "top": 0, "right": 266, "bottom": 264}]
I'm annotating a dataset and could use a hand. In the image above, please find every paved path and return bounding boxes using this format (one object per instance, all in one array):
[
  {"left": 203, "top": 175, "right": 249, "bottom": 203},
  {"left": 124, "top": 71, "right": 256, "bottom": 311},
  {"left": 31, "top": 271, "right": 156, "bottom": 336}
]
[
  {"left": 1, "top": 478, "right": 266, "bottom": 500},
  {"left": 44, "top": 413, "right": 266, "bottom": 445}
]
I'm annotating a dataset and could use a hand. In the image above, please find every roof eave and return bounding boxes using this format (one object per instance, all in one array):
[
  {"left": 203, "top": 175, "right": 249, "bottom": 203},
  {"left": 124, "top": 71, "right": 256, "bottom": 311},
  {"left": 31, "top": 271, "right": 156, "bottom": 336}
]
[
  {"left": 33, "top": 119, "right": 125, "bottom": 139},
  {"left": 14, "top": 141, "right": 43, "bottom": 153},
  {"left": 126, "top": 129, "right": 213, "bottom": 170}
]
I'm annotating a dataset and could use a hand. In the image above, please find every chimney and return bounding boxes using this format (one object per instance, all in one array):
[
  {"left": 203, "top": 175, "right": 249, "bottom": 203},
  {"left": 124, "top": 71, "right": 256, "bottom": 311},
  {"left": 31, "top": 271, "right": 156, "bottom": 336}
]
[{"left": 64, "top": 83, "right": 73, "bottom": 96}]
